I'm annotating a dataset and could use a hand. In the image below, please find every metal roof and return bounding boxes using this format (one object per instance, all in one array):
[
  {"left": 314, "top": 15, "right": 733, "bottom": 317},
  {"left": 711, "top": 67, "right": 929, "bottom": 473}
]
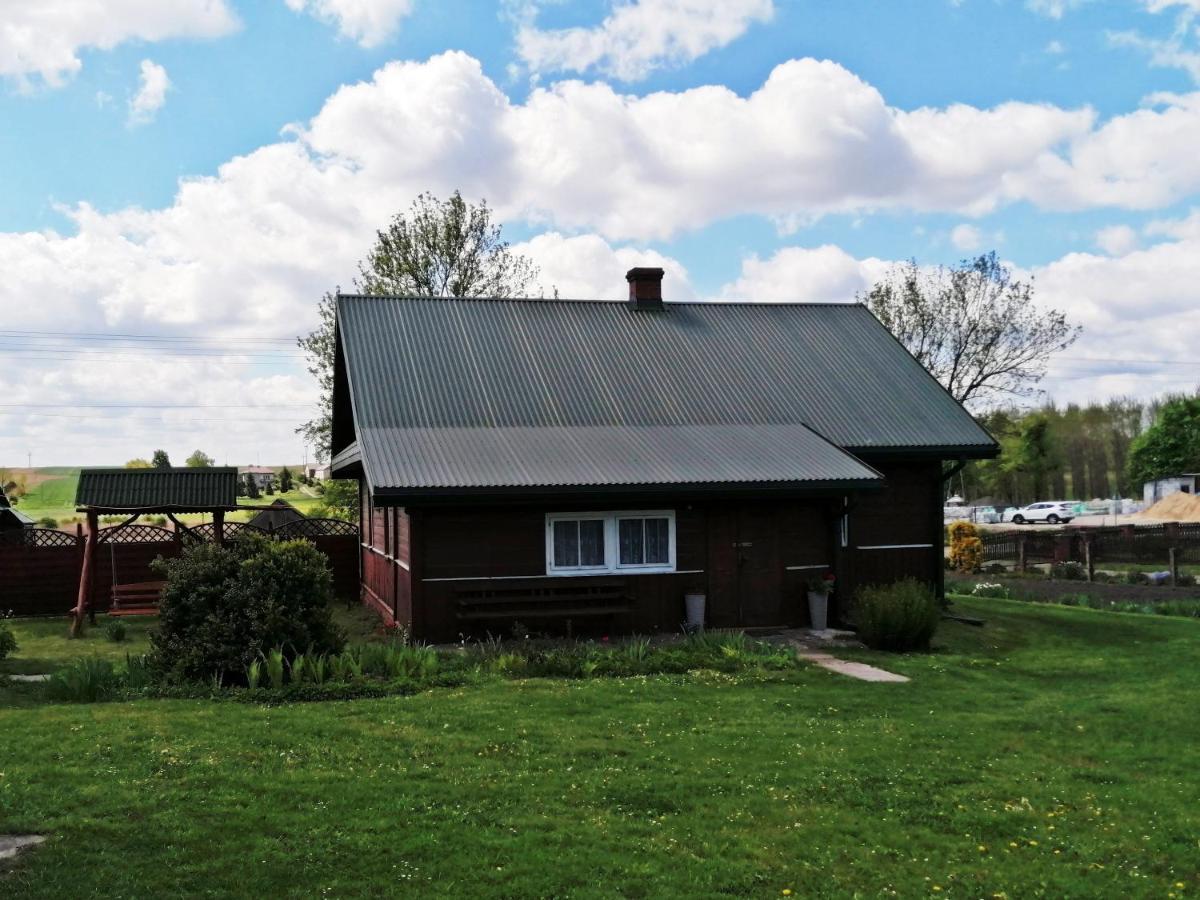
[
  {"left": 247, "top": 499, "right": 306, "bottom": 530},
  {"left": 333, "top": 296, "right": 996, "bottom": 494},
  {"left": 75, "top": 467, "right": 239, "bottom": 511}
]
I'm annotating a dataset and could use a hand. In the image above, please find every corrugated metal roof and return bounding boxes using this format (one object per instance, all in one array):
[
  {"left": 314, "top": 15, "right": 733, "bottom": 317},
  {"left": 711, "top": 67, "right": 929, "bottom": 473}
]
[
  {"left": 362, "top": 424, "right": 881, "bottom": 490},
  {"left": 335, "top": 296, "right": 996, "bottom": 492},
  {"left": 75, "top": 467, "right": 238, "bottom": 510}
]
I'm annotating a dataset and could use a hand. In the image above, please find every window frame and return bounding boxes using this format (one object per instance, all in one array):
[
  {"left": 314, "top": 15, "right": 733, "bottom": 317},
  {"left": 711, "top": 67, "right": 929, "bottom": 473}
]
[{"left": 545, "top": 510, "right": 677, "bottom": 576}]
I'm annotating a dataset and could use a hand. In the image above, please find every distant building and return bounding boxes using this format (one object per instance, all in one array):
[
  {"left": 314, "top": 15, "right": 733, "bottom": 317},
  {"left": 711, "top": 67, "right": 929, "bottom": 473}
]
[
  {"left": 238, "top": 466, "right": 276, "bottom": 490},
  {"left": 1143, "top": 474, "right": 1200, "bottom": 505},
  {"left": 247, "top": 499, "right": 305, "bottom": 531},
  {"left": 307, "top": 464, "right": 331, "bottom": 482}
]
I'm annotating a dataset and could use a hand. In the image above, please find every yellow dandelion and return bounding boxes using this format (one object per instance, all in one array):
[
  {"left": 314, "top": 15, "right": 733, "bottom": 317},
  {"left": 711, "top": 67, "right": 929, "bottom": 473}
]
[
  {"left": 782, "top": 891, "right": 793, "bottom": 896},
  {"left": 1177, "top": 884, "right": 1186, "bottom": 889},
  {"left": 1029, "top": 840, "right": 1038, "bottom": 846}
]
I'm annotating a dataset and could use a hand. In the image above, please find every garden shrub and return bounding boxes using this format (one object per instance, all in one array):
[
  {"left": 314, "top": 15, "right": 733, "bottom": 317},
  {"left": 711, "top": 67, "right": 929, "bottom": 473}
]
[
  {"left": 104, "top": 619, "right": 127, "bottom": 643},
  {"left": 1124, "top": 569, "right": 1148, "bottom": 586},
  {"left": 947, "top": 521, "right": 984, "bottom": 573},
  {"left": 37, "top": 516, "right": 59, "bottom": 529},
  {"left": 1176, "top": 573, "right": 1196, "bottom": 587},
  {"left": 0, "top": 621, "right": 17, "bottom": 661},
  {"left": 149, "top": 534, "right": 344, "bottom": 683},
  {"left": 1050, "top": 560, "right": 1086, "bottom": 581},
  {"left": 48, "top": 658, "right": 121, "bottom": 703},
  {"left": 852, "top": 578, "right": 940, "bottom": 652},
  {"left": 970, "top": 582, "right": 1010, "bottom": 599}
]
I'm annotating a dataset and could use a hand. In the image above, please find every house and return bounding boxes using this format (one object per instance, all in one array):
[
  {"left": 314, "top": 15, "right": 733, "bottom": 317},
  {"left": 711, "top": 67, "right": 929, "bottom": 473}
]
[
  {"left": 238, "top": 466, "right": 276, "bottom": 491},
  {"left": 307, "top": 464, "right": 332, "bottom": 482},
  {"left": 0, "top": 487, "right": 34, "bottom": 531},
  {"left": 247, "top": 499, "right": 305, "bottom": 531},
  {"left": 330, "top": 268, "right": 998, "bottom": 640},
  {"left": 1143, "top": 473, "right": 1200, "bottom": 505}
]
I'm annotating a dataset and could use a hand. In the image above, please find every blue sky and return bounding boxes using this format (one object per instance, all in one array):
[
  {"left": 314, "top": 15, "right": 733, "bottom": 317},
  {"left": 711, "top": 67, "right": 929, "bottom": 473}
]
[{"left": 2, "top": 0, "right": 1200, "bottom": 466}]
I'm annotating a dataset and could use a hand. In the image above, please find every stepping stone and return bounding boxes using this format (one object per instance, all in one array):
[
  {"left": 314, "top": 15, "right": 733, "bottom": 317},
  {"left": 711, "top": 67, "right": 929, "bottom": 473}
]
[
  {"left": 0, "top": 835, "right": 46, "bottom": 862},
  {"left": 793, "top": 647, "right": 910, "bottom": 683}
]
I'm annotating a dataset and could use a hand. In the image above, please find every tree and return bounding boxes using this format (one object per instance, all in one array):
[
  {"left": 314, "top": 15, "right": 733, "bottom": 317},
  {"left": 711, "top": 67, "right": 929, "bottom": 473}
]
[
  {"left": 278, "top": 466, "right": 294, "bottom": 493},
  {"left": 265, "top": 478, "right": 275, "bottom": 496},
  {"left": 1127, "top": 397, "right": 1200, "bottom": 488},
  {"left": 185, "top": 450, "right": 215, "bottom": 468},
  {"left": 245, "top": 474, "right": 261, "bottom": 500},
  {"left": 151, "top": 450, "right": 172, "bottom": 468},
  {"left": 125, "top": 458, "right": 152, "bottom": 469},
  {"left": 1006, "top": 412, "right": 1061, "bottom": 501},
  {"left": 314, "top": 479, "right": 359, "bottom": 522},
  {"left": 297, "top": 191, "right": 540, "bottom": 460},
  {"left": 861, "top": 253, "right": 1080, "bottom": 409}
]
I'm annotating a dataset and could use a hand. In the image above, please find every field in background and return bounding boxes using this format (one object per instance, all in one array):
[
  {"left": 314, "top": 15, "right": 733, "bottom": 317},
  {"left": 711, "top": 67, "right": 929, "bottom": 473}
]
[{"left": 3, "top": 467, "right": 326, "bottom": 527}]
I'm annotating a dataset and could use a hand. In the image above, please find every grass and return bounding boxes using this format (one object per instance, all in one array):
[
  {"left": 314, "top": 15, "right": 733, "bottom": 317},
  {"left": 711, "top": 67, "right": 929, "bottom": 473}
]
[
  {"left": 1, "top": 598, "right": 1198, "bottom": 897},
  {"left": 0, "top": 616, "right": 155, "bottom": 677}
]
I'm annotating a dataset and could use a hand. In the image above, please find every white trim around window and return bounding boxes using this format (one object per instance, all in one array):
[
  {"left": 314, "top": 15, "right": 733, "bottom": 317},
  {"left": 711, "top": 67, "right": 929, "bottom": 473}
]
[{"left": 545, "top": 510, "right": 677, "bottom": 576}]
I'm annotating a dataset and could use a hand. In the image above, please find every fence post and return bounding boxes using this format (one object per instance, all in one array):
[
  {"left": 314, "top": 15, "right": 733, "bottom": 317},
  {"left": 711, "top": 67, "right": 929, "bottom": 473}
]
[
  {"left": 1085, "top": 537, "right": 1094, "bottom": 582},
  {"left": 1169, "top": 547, "right": 1179, "bottom": 587},
  {"left": 1018, "top": 535, "right": 1027, "bottom": 573}
]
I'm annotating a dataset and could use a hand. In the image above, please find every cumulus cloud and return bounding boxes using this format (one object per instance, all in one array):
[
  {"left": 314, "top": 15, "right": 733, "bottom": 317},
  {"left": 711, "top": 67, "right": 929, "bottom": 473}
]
[
  {"left": 950, "top": 224, "right": 983, "bottom": 251},
  {"left": 514, "top": 0, "right": 774, "bottom": 81},
  {"left": 0, "top": 1, "right": 237, "bottom": 88},
  {"left": 512, "top": 232, "right": 695, "bottom": 299},
  {"left": 1095, "top": 224, "right": 1139, "bottom": 255},
  {"left": 127, "top": 60, "right": 170, "bottom": 126},
  {"left": 284, "top": 0, "right": 414, "bottom": 47},
  {"left": 719, "top": 245, "right": 891, "bottom": 303}
]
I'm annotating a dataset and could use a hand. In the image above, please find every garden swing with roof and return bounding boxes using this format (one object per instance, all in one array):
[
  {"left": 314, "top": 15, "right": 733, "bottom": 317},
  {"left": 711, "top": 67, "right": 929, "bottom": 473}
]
[{"left": 70, "top": 467, "right": 240, "bottom": 636}]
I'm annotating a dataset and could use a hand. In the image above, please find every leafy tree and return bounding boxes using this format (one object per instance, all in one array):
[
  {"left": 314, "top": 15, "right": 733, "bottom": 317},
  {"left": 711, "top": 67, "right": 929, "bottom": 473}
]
[
  {"left": 1005, "top": 413, "right": 1061, "bottom": 501},
  {"left": 298, "top": 191, "right": 539, "bottom": 460},
  {"left": 1127, "top": 397, "right": 1200, "bottom": 488},
  {"left": 185, "top": 450, "right": 215, "bottom": 468},
  {"left": 244, "top": 474, "right": 261, "bottom": 500},
  {"left": 314, "top": 479, "right": 359, "bottom": 522},
  {"left": 125, "top": 458, "right": 152, "bottom": 469},
  {"left": 861, "top": 252, "right": 1080, "bottom": 409},
  {"left": 151, "top": 450, "right": 172, "bottom": 468},
  {"left": 278, "top": 466, "right": 294, "bottom": 493}
]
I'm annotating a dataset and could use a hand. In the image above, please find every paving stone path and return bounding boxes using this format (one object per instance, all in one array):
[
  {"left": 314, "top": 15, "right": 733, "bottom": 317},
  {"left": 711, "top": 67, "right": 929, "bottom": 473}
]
[
  {"left": 0, "top": 835, "right": 46, "bottom": 862},
  {"left": 759, "top": 628, "right": 911, "bottom": 683}
]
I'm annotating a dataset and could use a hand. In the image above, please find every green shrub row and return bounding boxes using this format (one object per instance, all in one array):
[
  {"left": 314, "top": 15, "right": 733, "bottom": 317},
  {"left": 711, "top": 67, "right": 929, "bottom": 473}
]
[{"left": 950, "top": 582, "right": 1200, "bottom": 618}]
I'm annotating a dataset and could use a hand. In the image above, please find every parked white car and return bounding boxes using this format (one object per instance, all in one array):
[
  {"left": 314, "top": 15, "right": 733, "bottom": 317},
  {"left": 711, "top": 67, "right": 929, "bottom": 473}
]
[{"left": 1004, "top": 501, "right": 1076, "bottom": 525}]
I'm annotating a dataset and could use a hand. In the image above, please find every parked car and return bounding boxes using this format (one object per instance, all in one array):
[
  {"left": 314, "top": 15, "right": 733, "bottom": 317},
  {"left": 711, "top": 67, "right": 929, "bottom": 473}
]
[{"left": 1004, "top": 501, "right": 1076, "bottom": 525}]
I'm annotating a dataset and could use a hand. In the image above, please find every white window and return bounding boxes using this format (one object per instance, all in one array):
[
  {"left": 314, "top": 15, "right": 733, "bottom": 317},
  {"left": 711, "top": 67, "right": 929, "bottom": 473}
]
[{"left": 546, "top": 511, "right": 676, "bottom": 575}]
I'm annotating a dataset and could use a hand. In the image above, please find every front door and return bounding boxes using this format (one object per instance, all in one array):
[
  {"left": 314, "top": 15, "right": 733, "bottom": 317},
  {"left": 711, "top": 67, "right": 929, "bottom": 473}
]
[{"left": 708, "top": 504, "right": 782, "bottom": 627}]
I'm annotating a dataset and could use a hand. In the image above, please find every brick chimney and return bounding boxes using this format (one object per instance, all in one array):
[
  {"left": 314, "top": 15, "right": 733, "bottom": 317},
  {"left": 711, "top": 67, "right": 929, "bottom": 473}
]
[{"left": 626, "top": 267, "right": 664, "bottom": 311}]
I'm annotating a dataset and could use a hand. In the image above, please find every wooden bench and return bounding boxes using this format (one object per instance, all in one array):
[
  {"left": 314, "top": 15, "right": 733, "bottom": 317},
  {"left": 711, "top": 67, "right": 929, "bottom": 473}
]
[
  {"left": 109, "top": 580, "right": 166, "bottom": 617},
  {"left": 454, "top": 580, "right": 631, "bottom": 624}
]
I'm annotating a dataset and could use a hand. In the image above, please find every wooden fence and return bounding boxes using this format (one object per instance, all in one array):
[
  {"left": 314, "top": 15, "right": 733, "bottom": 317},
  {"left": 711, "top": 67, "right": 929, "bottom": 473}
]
[
  {"left": 1, "top": 518, "right": 359, "bottom": 618},
  {"left": 980, "top": 521, "right": 1200, "bottom": 581}
]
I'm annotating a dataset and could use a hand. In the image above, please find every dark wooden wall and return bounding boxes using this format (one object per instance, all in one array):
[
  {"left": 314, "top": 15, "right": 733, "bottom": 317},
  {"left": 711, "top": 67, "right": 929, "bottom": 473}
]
[
  {"left": 842, "top": 459, "right": 943, "bottom": 602},
  {"left": 359, "top": 485, "right": 412, "bottom": 627}
]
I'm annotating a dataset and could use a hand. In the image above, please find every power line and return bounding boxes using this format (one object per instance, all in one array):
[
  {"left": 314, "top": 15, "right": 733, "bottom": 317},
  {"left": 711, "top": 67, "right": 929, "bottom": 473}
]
[
  {"left": 8, "top": 411, "right": 305, "bottom": 423},
  {"left": 0, "top": 403, "right": 314, "bottom": 410},
  {"left": 0, "top": 329, "right": 297, "bottom": 345}
]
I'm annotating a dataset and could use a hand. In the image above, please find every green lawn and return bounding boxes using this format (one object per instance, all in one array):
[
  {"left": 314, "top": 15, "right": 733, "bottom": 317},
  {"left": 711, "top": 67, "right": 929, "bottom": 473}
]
[
  {"left": 1, "top": 598, "right": 1197, "bottom": 897},
  {"left": 0, "top": 617, "right": 155, "bottom": 677}
]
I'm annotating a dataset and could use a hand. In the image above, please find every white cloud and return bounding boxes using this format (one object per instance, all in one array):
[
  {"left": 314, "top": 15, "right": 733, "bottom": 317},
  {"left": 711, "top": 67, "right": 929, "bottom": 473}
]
[
  {"left": 950, "top": 223, "right": 983, "bottom": 251},
  {"left": 284, "top": 0, "right": 414, "bottom": 47},
  {"left": 1026, "top": 0, "right": 1093, "bottom": 19},
  {"left": 7, "top": 51, "right": 1200, "bottom": 461},
  {"left": 1095, "top": 224, "right": 1139, "bottom": 255},
  {"left": 512, "top": 232, "right": 694, "bottom": 299},
  {"left": 0, "top": 1, "right": 237, "bottom": 89},
  {"left": 127, "top": 60, "right": 170, "bottom": 126},
  {"left": 515, "top": 0, "right": 774, "bottom": 81},
  {"left": 719, "top": 245, "right": 890, "bottom": 303}
]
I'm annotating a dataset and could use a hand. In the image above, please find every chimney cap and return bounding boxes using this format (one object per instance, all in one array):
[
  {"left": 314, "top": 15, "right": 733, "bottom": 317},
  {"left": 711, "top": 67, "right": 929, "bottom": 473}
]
[{"left": 626, "top": 267, "right": 665, "bottom": 281}]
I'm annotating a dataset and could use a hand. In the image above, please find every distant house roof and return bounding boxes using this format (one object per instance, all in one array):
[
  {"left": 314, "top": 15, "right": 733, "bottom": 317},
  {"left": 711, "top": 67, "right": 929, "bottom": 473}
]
[
  {"left": 332, "top": 296, "right": 996, "bottom": 498},
  {"left": 75, "top": 467, "right": 239, "bottom": 511},
  {"left": 238, "top": 466, "right": 276, "bottom": 475},
  {"left": 247, "top": 499, "right": 305, "bottom": 531}
]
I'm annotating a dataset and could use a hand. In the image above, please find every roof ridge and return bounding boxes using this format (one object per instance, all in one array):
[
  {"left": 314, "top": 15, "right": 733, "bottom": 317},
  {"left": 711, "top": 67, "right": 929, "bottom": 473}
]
[{"left": 336, "top": 294, "right": 866, "bottom": 308}]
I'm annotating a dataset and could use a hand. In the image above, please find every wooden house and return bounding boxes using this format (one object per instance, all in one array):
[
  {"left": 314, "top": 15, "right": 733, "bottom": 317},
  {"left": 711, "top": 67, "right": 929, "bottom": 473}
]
[{"left": 331, "top": 268, "right": 997, "bottom": 640}]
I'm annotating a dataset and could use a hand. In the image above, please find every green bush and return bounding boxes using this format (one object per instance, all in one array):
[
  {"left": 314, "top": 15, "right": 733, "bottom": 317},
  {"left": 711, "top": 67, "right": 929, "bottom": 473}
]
[
  {"left": 1050, "top": 561, "right": 1086, "bottom": 581},
  {"left": 104, "top": 619, "right": 127, "bottom": 643},
  {"left": 0, "top": 621, "right": 17, "bottom": 661},
  {"left": 852, "top": 578, "right": 940, "bottom": 652},
  {"left": 37, "top": 516, "right": 59, "bottom": 529},
  {"left": 1124, "top": 570, "right": 1148, "bottom": 586},
  {"left": 48, "top": 658, "right": 121, "bottom": 703},
  {"left": 149, "top": 534, "right": 344, "bottom": 683}
]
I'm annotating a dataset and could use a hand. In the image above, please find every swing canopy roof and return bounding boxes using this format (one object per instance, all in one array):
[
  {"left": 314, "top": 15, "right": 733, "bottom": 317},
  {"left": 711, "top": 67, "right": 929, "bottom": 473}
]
[{"left": 75, "top": 467, "right": 239, "bottom": 513}]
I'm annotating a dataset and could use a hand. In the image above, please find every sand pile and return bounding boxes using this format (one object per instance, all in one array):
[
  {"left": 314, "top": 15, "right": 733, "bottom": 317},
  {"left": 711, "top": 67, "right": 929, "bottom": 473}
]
[{"left": 1137, "top": 492, "right": 1200, "bottom": 521}]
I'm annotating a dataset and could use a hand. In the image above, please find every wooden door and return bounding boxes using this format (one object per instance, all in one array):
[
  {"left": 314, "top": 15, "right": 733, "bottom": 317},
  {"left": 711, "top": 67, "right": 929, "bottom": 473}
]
[{"left": 707, "top": 504, "right": 782, "bottom": 627}]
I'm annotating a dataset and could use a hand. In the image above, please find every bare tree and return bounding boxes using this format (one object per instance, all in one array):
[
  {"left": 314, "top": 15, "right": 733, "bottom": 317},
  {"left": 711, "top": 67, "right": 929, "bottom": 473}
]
[
  {"left": 860, "top": 253, "right": 1080, "bottom": 409},
  {"left": 298, "top": 191, "right": 539, "bottom": 461}
]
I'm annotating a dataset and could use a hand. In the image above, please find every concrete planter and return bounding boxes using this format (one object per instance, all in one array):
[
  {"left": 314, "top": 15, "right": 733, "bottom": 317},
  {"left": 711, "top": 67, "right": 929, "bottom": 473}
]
[
  {"left": 684, "top": 593, "right": 706, "bottom": 631},
  {"left": 807, "top": 590, "right": 829, "bottom": 631}
]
